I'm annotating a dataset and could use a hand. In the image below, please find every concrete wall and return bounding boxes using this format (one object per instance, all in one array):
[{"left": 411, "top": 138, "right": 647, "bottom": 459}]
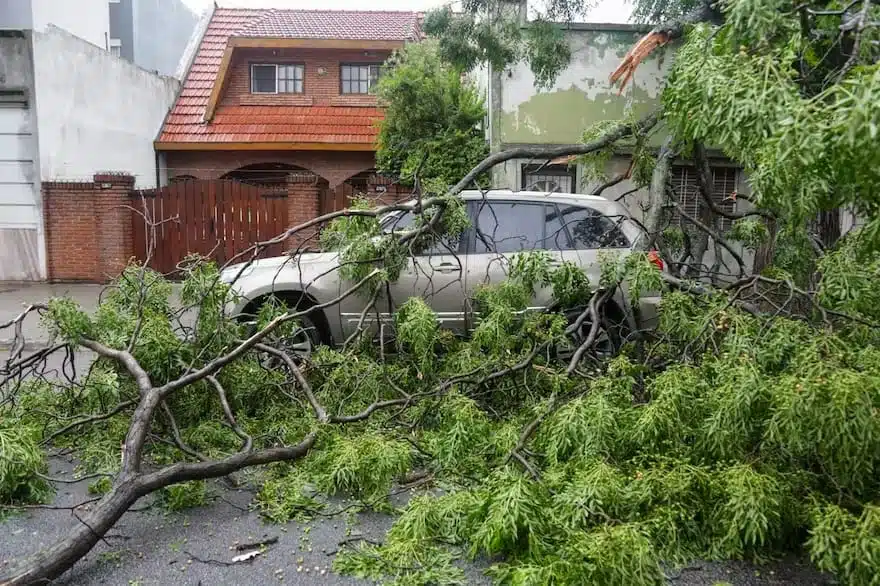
[
  {"left": 32, "top": 25, "right": 180, "bottom": 188},
  {"left": 1, "top": 0, "right": 109, "bottom": 48},
  {"left": 31, "top": 0, "right": 109, "bottom": 48},
  {"left": 132, "top": 0, "right": 197, "bottom": 76},
  {"left": 500, "top": 24, "right": 670, "bottom": 147}
]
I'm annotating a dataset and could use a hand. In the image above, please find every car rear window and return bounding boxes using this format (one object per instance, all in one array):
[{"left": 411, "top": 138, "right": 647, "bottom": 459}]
[{"left": 556, "top": 205, "right": 630, "bottom": 249}]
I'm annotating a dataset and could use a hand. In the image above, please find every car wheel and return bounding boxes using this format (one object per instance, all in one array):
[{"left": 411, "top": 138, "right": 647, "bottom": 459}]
[
  {"left": 556, "top": 306, "right": 622, "bottom": 364},
  {"left": 263, "top": 312, "right": 322, "bottom": 362},
  {"left": 241, "top": 298, "right": 325, "bottom": 365}
]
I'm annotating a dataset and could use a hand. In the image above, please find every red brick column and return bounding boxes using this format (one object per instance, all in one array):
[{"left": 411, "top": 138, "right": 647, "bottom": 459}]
[
  {"left": 41, "top": 173, "right": 136, "bottom": 282},
  {"left": 287, "top": 173, "right": 322, "bottom": 249},
  {"left": 93, "top": 173, "right": 136, "bottom": 277}
]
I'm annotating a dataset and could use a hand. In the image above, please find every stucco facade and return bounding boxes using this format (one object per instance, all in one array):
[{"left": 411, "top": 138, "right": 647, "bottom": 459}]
[
  {"left": 32, "top": 26, "right": 180, "bottom": 186},
  {"left": 500, "top": 25, "right": 667, "bottom": 147},
  {"left": 489, "top": 24, "right": 672, "bottom": 192},
  {"left": 486, "top": 24, "right": 755, "bottom": 276}
]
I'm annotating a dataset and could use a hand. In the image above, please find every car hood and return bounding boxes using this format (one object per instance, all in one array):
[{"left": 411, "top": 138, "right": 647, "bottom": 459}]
[{"left": 220, "top": 252, "right": 341, "bottom": 282}]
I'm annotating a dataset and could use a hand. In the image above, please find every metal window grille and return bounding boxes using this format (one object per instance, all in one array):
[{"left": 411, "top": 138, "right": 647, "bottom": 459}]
[{"left": 669, "top": 165, "right": 738, "bottom": 233}]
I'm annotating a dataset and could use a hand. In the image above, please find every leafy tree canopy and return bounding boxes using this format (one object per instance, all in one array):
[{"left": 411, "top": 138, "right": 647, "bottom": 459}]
[
  {"left": 424, "top": 0, "right": 590, "bottom": 88},
  {"left": 654, "top": 0, "right": 880, "bottom": 245},
  {"left": 375, "top": 40, "right": 489, "bottom": 190}
]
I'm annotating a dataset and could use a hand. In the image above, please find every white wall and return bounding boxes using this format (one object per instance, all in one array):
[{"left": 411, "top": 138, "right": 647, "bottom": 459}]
[
  {"left": 132, "top": 0, "right": 198, "bottom": 76},
  {"left": 32, "top": 25, "right": 180, "bottom": 188},
  {"left": 30, "top": 0, "right": 109, "bottom": 48},
  {"left": 499, "top": 26, "right": 670, "bottom": 147}
]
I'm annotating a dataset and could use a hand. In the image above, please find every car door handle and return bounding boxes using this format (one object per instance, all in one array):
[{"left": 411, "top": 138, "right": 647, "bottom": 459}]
[{"left": 435, "top": 262, "right": 459, "bottom": 274}]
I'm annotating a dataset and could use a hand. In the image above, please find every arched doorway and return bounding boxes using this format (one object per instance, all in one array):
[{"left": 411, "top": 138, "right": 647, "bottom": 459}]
[{"left": 222, "top": 163, "right": 309, "bottom": 187}]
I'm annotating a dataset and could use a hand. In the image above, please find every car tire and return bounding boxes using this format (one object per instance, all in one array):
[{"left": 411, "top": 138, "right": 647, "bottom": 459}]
[
  {"left": 242, "top": 296, "right": 327, "bottom": 364},
  {"left": 557, "top": 304, "right": 625, "bottom": 364}
]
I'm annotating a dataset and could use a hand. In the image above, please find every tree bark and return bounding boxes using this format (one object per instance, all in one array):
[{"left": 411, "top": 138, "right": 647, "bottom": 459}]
[
  {"left": 817, "top": 208, "right": 841, "bottom": 249},
  {"left": 639, "top": 136, "right": 677, "bottom": 251},
  {"left": 752, "top": 217, "right": 778, "bottom": 275}
]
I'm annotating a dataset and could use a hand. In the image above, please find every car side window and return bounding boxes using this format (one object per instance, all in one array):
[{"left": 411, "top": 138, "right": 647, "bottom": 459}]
[
  {"left": 383, "top": 210, "right": 462, "bottom": 255},
  {"left": 557, "top": 205, "right": 630, "bottom": 249},
  {"left": 543, "top": 204, "right": 571, "bottom": 250},
  {"left": 472, "top": 201, "right": 548, "bottom": 254}
]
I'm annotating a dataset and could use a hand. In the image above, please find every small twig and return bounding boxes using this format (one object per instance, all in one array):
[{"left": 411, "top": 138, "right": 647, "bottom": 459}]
[{"left": 235, "top": 536, "right": 279, "bottom": 551}]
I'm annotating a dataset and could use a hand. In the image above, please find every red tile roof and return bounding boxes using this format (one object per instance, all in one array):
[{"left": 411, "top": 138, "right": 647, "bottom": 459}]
[
  {"left": 156, "top": 8, "right": 416, "bottom": 147},
  {"left": 238, "top": 9, "right": 421, "bottom": 41},
  {"left": 161, "top": 105, "right": 384, "bottom": 144}
]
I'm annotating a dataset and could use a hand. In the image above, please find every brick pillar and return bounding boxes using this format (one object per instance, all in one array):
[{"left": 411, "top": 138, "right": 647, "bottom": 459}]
[
  {"left": 93, "top": 173, "right": 136, "bottom": 278},
  {"left": 286, "top": 173, "right": 322, "bottom": 250}
]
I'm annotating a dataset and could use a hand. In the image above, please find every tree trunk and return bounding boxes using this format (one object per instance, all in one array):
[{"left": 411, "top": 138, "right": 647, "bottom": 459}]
[
  {"left": 0, "top": 436, "right": 316, "bottom": 585},
  {"left": 691, "top": 143, "right": 717, "bottom": 277},
  {"left": 1, "top": 483, "right": 149, "bottom": 585},
  {"left": 752, "top": 217, "right": 778, "bottom": 275},
  {"left": 640, "top": 137, "right": 676, "bottom": 251},
  {"left": 817, "top": 208, "right": 841, "bottom": 249}
]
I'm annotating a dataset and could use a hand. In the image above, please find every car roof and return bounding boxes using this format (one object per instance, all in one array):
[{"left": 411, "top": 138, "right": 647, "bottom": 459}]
[
  {"left": 457, "top": 188, "right": 614, "bottom": 206},
  {"left": 457, "top": 189, "right": 607, "bottom": 202},
  {"left": 392, "top": 190, "right": 632, "bottom": 218}
]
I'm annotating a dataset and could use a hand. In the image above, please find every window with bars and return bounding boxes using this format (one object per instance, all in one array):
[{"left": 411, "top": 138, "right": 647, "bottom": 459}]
[
  {"left": 668, "top": 165, "right": 739, "bottom": 233},
  {"left": 521, "top": 164, "right": 575, "bottom": 193},
  {"left": 250, "top": 64, "right": 304, "bottom": 94},
  {"left": 340, "top": 64, "right": 381, "bottom": 94}
]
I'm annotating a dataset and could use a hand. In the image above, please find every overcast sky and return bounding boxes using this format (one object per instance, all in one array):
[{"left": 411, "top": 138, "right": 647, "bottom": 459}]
[{"left": 179, "top": 0, "right": 633, "bottom": 23}]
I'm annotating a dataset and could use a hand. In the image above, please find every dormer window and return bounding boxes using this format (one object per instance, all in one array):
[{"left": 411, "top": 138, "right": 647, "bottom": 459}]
[
  {"left": 251, "top": 64, "right": 304, "bottom": 94},
  {"left": 340, "top": 64, "right": 380, "bottom": 94}
]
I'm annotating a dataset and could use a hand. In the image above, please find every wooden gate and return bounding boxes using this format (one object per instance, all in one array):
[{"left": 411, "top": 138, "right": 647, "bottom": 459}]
[{"left": 130, "top": 179, "right": 288, "bottom": 275}]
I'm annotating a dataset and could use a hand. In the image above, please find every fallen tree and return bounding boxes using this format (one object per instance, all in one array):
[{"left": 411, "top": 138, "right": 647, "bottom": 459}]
[{"left": 2, "top": 0, "right": 880, "bottom": 582}]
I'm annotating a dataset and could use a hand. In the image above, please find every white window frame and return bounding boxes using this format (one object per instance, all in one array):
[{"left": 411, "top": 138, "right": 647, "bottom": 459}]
[
  {"left": 250, "top": 63, "right": 304, "bottom": 95},
  {"left": 340, "top": 63, "right": 381, "bottom": 95}
]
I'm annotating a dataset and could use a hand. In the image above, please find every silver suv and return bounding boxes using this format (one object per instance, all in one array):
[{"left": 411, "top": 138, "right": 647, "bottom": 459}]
[{"left": 220, "top": 190, "right": 663, "bottom": 356}]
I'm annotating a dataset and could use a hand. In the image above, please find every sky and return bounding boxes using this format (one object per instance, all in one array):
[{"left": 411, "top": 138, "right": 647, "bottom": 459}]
[{"left": 179, "top": 0, "right": 633, "bottom": 23}]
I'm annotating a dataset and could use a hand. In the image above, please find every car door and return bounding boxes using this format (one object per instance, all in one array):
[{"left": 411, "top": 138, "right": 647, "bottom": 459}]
[
  {"left": 463, "top": 199, "right": 578, "bottom": 319},
  {"left": 554, "top": 203, "right": 631, "bottom": 286},
  {"left": 336, "top": 209, "right": 469, "bottom": 339}
]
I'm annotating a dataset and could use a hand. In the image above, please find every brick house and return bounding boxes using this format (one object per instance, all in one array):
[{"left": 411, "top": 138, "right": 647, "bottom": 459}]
[{"left": 155, "top": 7, "right": 421, "bottom": 226}]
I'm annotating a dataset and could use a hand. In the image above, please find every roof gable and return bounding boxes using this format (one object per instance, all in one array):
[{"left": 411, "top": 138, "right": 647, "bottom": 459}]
[{"left": 157, "top": 8, "right": 419, "bottom": 149}]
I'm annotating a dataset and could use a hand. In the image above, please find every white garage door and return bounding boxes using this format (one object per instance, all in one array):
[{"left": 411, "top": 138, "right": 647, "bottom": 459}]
[{"left": 0, "top": 89, "right": 42, "bottom": 280}]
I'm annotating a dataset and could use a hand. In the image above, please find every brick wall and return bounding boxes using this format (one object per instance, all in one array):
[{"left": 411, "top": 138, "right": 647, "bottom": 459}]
[
  {"left": 43, "top": 174, "right": 135, "bottom": 282},
  {"left": 164, "top": 149, "right": 376, "bottom": 188},
  {"left": 221, "top": 47, "right": 391, "bottom": 108},
  {"left": 42, "top": 171, "right": 411, "bottom": 282}
]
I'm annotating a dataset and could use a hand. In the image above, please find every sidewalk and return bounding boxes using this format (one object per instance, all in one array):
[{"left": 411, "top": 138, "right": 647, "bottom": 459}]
[{"left": 0, "top": 283, "right": 105, "bottom": 349}]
